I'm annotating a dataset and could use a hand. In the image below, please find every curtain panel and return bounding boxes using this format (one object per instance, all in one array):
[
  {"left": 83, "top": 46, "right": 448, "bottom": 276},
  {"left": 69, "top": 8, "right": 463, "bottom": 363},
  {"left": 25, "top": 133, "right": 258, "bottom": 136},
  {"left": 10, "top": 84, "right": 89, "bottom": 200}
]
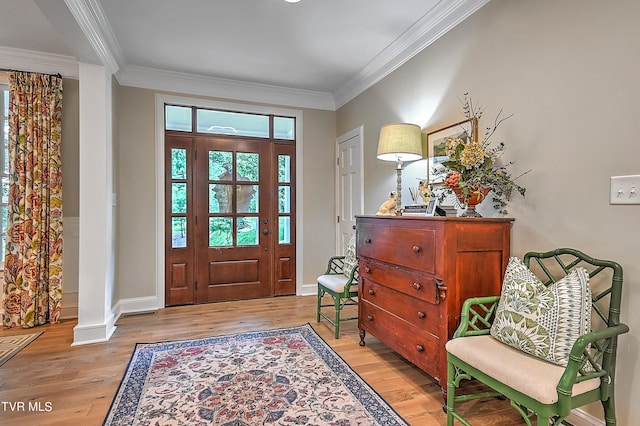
[{"left": 2, "top": 71, "right": 63, "bottom": 328}]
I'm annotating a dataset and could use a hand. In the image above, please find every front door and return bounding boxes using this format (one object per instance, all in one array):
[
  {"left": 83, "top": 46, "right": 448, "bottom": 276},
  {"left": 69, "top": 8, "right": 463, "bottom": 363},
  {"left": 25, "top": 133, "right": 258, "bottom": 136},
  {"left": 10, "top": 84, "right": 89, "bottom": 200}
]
[{"left": 165, "top": 132, "right": 296, "bottom": 306}]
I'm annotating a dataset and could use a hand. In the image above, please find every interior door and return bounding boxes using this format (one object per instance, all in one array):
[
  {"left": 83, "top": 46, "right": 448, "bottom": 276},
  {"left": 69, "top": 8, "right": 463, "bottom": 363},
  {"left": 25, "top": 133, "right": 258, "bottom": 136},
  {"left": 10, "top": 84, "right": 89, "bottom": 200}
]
[
  {"left": 336, "top": 128, "right": 363, "bottom": 252},
  {"left": 165, "top": 134, "right": 295, "bottom": 306}
]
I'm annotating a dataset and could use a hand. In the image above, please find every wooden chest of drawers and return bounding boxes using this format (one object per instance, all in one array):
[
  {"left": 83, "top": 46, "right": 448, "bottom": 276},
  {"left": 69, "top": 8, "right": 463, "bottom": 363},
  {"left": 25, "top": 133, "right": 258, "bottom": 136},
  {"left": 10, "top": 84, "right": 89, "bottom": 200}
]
[{"left": 356, "top": 215, "right": 512, "bottom": 393}]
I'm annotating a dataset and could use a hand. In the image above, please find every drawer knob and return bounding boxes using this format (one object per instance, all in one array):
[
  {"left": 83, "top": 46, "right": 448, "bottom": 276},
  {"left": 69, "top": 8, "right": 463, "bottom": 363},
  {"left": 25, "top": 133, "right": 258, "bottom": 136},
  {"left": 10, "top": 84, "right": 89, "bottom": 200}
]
[
  {"left": 365, "top": 266, "right": 371, "bottom": 273},
  {"left": 412, "top": 245, "right": 421, "bottom": 253},
  {"left": 368, "top": 289, "right": 375, "bottom": 295},
  {"left": 412, "top": 282, "right": 422, "bottom": 291},
  {"left": 367, "top": 315, "right": 374, "bottom": 321},
  {"left": 365, "top": 238, "right": 372, "bottom": 244},
  {"left": 416, "top": 344, "right": 424, "bottom": 352},
  {"left": 417, "top": 311, "right": 426, "bottom": 319}
]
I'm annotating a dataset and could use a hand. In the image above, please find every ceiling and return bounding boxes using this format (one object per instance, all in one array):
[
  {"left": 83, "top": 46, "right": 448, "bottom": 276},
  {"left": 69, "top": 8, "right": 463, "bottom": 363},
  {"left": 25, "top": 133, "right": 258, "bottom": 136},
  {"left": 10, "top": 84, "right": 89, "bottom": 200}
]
[{"left": 0, "top": 0, "right": 488, "bottom": 110}]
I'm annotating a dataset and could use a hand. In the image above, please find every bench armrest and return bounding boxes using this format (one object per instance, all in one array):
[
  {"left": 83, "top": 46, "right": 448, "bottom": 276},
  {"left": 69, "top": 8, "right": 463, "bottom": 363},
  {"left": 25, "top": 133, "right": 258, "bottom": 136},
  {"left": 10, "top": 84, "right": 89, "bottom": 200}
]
[{"left": 453, "top": 295, "right": 501, "bottom": 338}]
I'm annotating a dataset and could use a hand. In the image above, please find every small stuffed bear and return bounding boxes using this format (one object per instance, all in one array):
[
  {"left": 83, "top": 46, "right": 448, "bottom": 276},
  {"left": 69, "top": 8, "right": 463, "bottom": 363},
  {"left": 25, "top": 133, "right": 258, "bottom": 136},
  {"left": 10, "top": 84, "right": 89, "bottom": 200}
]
[{"left": 376, "top": 191, "right": 398, "bottom": 215}]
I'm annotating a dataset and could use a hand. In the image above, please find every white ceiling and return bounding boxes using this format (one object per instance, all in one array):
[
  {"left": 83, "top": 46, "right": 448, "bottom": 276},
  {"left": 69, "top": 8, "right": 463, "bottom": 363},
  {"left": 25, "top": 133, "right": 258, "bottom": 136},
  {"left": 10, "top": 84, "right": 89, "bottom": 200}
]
[{"left": 0, "top": 0, "right": 489, "bottom": 110}]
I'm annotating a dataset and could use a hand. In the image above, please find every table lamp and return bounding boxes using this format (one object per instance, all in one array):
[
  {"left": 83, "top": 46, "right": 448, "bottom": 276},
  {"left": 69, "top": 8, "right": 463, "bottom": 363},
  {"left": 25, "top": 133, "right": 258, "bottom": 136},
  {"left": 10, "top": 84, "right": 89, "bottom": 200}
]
[{"left": 377, "top": 123, "right": 423, "bottom": 213}]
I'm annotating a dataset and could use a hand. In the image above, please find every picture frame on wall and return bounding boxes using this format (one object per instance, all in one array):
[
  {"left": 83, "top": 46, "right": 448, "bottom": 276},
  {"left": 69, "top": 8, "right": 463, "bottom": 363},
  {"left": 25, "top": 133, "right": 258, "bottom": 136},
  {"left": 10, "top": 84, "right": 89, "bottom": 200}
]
[{"left": 426, "top": 118, "right": 477, "bottom": 184}]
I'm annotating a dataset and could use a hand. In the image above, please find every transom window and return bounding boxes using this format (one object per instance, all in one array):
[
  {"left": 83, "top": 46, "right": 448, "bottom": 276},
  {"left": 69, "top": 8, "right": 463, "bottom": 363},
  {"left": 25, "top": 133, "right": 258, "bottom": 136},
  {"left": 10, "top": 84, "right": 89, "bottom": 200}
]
[{"left": 165, "top": 105, "right": 295, "bottom": 140}]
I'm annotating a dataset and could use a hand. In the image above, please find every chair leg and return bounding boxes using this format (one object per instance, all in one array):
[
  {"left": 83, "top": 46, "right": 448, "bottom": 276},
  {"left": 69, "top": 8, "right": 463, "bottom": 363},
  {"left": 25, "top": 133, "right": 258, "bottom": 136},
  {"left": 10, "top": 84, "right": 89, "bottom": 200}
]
[
  {"left": 334, "top": 296, "right": 341, "bottom": 339},
  {"left": 316, "top": 288, "right": 323, "bottom": 323},
  {"left": 446, "top": 361, "right": 456, "bottom": 426},
  {"left": 537, "top": 415, "right": 550, "bottom": 426},
  {"left": 602, "top": 397, "right": 617, "bottom": 426}
]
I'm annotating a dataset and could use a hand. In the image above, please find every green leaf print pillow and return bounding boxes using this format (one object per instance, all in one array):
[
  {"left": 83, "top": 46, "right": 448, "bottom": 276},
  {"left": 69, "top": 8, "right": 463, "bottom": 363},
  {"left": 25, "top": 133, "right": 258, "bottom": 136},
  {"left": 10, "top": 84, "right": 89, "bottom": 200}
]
[{"left": 490, "top": 257, "right": 591, "bottom": 367}]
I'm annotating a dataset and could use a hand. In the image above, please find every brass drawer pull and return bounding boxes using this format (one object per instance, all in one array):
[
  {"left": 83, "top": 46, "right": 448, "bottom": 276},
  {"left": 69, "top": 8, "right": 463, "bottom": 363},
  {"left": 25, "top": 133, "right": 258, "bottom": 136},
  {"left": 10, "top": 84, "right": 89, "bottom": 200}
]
[
  {"left": 368, "top": 289, "right": 375, "bottom": 295},
  {"left": 416, "top": 344, "right": 424, "bottom": 352},
  {"left": 412, "top": 245, "right": 421, "bottom": 253},
  {"left": 417, "top": 311, "right": 426, "bottom": 319},
  {"left": 412, "top": 282, "right": 422, "bottom": 291},
  {"left": 367, "top": 315, "right": 374, "bottom": 321}
]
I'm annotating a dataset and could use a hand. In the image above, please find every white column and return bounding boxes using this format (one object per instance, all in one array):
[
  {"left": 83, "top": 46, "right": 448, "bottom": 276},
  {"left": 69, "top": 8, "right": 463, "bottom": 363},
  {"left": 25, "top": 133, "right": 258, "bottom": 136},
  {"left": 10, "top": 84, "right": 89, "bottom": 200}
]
[{"left": 73, "top": 62, "right": 116, "bottom": 345}]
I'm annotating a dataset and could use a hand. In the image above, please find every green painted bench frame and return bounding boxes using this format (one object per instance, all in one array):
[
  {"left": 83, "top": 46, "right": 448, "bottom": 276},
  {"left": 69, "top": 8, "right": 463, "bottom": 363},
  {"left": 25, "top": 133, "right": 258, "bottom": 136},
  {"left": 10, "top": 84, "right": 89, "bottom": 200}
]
[
  {"left": 446, "top": 248, "right": 629, "bottom": 426},
  {"left": 316, "top": 255, "right": 359, "bottom": 339}
]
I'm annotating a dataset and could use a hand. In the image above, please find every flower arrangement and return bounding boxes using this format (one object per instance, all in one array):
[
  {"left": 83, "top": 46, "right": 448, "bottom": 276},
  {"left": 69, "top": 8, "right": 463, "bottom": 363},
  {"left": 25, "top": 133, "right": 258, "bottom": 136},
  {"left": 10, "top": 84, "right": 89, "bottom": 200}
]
[{"left": 435, "top": 93, "right": 529, "bottom": 215}]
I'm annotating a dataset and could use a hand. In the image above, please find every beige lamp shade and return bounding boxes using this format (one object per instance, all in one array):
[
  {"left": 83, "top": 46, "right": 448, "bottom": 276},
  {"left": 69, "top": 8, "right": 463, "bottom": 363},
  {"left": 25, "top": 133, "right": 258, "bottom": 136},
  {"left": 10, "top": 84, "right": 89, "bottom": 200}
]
[{"left": 377, "top": 123, "right": 423, "bottom": 162}]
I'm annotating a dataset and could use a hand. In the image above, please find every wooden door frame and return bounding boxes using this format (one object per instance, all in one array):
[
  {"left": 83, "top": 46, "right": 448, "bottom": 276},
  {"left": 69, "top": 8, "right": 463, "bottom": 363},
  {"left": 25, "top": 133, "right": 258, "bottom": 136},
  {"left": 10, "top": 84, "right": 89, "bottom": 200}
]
[{"left": 154, "top": 94, "right": 304, "bottom": 310}]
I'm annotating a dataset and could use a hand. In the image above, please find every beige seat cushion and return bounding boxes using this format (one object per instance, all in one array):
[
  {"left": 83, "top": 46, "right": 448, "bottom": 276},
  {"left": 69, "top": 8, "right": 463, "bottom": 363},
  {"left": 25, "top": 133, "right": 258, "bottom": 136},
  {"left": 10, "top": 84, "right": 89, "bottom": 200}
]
[
  {"left": 317, "top": 274, "right": 350, "bottom": 293},
  {"left": 446, "top": 335, "right": 600, "bottom": 404}
]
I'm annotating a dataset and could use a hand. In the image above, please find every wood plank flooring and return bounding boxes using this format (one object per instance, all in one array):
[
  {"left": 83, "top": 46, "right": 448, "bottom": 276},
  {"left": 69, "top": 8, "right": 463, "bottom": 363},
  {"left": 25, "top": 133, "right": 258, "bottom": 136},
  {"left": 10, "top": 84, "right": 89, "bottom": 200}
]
[{"left": 0, "top": 296, "right": 525, "bottom": 425}]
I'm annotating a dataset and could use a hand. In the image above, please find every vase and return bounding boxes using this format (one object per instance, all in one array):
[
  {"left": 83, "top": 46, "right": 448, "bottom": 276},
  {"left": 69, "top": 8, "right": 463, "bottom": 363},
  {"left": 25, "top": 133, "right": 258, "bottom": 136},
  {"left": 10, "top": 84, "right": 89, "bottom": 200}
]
[{"left": 453, "top": 187, "right": 490, "bottom": 217}]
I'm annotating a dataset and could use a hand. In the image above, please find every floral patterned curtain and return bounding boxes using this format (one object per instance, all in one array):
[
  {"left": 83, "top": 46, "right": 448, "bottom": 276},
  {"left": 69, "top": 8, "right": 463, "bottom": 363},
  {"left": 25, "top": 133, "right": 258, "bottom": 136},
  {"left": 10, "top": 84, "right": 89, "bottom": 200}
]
[{"left": 2, "top": 71, "right": 63, "bottom": 328}]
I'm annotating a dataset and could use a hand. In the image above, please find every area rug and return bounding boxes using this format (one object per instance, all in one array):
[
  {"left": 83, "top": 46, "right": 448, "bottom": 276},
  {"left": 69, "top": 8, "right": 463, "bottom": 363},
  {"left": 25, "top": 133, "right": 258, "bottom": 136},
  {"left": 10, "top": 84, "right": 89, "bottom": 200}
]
[
  {"left": 0, "top": 331, "right": 43, "bottom": 367},
  {"left": 104, "top": 323, "right": 408, "bottom": 426}
]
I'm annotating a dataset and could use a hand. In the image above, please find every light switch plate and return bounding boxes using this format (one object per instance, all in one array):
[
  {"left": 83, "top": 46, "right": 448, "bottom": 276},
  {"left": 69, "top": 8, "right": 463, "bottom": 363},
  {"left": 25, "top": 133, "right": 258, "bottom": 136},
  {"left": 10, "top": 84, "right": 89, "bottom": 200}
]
[{"left": 610, "top": 175, "right": 640, "bottom": 204}]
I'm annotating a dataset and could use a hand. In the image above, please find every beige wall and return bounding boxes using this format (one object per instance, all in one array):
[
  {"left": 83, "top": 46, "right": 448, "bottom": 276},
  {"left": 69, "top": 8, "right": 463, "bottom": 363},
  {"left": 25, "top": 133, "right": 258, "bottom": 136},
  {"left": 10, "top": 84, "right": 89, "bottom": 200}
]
[
  {"left": 337, "top": 0, "right": 639, "bottom": 423},
  {"left": 114, "top": 86, "right": 337, "bottom": 300}
]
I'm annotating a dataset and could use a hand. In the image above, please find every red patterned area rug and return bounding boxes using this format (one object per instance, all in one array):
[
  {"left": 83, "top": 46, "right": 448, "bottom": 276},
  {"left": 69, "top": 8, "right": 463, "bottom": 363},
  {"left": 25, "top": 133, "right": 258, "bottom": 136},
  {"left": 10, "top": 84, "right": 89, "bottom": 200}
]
[{"left": 104, "top": 323, "right": 408, "bottom": 426}]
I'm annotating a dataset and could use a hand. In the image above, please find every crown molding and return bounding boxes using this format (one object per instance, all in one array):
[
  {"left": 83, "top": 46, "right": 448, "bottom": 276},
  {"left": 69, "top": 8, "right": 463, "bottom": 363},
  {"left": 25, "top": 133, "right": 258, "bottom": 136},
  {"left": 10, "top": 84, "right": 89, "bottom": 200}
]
[
  {"left": 64, "top": 0, "right": 124, "bottom": 74},
  {"left": 117, "top": 65, "right": 336, "bottom": 111},
  {"left": 333, "top": 0, "right": 490, "bottom": 109},
  {"left": 0, "top": 46, "right": 79, "bottom": 78}
]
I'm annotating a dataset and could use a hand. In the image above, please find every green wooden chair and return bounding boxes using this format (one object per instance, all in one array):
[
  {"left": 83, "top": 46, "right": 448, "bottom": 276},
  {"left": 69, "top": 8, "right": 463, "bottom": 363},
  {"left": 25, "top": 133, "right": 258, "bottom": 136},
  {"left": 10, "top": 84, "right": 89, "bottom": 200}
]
[
  {"left": 446, "top": 248, "right": 628, "bottom": 426},
  {"left": 316, "top": 234, "right": 359, "bottom": 338}
]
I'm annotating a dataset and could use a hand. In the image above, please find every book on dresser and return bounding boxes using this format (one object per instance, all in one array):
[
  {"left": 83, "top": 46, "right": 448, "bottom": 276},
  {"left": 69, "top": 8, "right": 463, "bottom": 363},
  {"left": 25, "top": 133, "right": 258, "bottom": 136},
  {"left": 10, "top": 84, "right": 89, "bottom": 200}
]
[{"left": 355, "top": 215, "right": 513, "bottom": 400}]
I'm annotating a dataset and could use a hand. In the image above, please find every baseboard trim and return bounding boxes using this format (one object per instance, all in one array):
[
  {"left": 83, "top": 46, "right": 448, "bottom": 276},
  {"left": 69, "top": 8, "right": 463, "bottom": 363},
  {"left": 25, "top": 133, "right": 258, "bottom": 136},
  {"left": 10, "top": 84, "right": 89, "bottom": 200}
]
[
  {"left": 71, "top": 315, "right": 117, "bottom": 346},
  {"left": 566, "top": 408, "right": 604, "bottom": 426},
  {"left": 61, "top": 291, "right": 78, "bottom": 319},
  {"left": 299, "top": 283, "right": 317, "bottom": 297},
  {"left": 113, "top": 295, "right": 162, "bottom": 323}
]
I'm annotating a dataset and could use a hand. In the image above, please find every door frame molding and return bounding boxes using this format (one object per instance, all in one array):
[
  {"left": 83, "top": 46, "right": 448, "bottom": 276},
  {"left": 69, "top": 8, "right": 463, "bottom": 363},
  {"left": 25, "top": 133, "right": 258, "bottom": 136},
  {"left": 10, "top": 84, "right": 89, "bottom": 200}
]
[
  {"left": 335, "top": 126, "right": 364, "bottom": 253},
  {"left": 154, "top": 94, "right": 303, "bottom": 308}
]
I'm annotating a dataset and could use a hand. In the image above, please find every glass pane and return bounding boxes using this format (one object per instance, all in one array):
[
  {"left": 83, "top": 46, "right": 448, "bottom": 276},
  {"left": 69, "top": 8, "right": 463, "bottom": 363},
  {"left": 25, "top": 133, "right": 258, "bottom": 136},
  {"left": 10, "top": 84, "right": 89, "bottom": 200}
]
[
  {"left": 0, "top": 234, "right": 5, "bottom": 262},
  {"left": 237, "top": 185, "right": 258, "bottom": 213},
  {"left": 3, "top": 89, "right": 8, "bottom": 116},
  {"left": 171, "top": 148, "right": 187, "bottom": 179},
  {"left": 209, "top": 217, "right": 233, "bottom": 247},
  {"left": 171, "top": 183, "right": 187, "bottom": 213},
  {"left": 3, "top": 148, "right": 8, "bottom": 173},
  {"left": 274, "top": 116, "right": 295, "bottom": 140},
  {"left": 209, "top": 151, "right": 233, "bottom": 180},
  {"left": 278, "top": 155, "right": 290, "bottom": 183},
  {"left": 1, "top": 176, "right": 8, "bottom": 204},
  {"left": 236, "top": 152, "right": 259, "bottom": 181},
  {"left": 171, "top": 217, "right": 187, "bottom": 248},
  {"left": 279, "top": 216, "right": 290, "bottom": 244},
  {"left": 237, "top": 217, "right": 259, "bottom": 246},
  {"left": 1, "top": 205, "right": 7, "bottom": 232},
  {"left": 197, "top": 109, "right": 269, "bottom": 138},
  {"left": 278, "top": 186, "right": 290, "bottom": 213},
  {"left": 165, "top": 105, "right": 192, "bottom": 132},
  {"left": 210, "top": 184, "right": 232, "bottom": 213}
]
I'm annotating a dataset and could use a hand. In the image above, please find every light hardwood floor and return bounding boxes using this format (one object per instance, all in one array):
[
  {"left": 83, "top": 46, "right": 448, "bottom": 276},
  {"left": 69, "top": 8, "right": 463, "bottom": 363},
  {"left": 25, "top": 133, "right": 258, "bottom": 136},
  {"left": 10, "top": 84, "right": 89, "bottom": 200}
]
[{"left": 0, "top": 296, "right": 524, "bottom": 425}]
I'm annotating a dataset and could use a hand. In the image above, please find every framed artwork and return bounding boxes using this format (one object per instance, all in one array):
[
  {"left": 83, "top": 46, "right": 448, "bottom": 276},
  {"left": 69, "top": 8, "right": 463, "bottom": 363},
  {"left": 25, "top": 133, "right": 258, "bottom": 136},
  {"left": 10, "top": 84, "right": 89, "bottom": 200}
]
[
  {"left": 426, "top": 118, "right": 477, "bottom": 184},
  {"left": 425, "top": 197, "right": 438, "bottom": 217}
]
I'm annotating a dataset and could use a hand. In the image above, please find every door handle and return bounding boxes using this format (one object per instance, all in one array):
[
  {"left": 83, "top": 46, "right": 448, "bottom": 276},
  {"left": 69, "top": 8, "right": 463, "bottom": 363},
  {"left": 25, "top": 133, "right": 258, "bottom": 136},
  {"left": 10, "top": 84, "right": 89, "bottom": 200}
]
[{"left": 263, "top": 229, "right": 270, "bottom": 235}]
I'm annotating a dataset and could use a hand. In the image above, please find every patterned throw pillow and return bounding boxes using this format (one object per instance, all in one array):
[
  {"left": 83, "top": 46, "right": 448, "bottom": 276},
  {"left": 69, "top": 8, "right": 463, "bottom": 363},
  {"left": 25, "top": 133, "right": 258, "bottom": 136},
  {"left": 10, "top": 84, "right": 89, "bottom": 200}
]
[
  {"left": 343, "top": 234, "right": 358, "bottom": 279},
  {"left": 490, "top": 257, "right": 592, "bottom": 367}
]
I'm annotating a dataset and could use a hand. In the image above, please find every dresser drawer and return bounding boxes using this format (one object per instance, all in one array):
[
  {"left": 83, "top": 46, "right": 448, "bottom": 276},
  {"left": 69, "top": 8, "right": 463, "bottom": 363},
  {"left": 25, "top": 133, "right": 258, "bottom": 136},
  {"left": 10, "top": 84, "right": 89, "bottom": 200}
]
[
  {"left": 361, "top": 278, "right": 440, "bottom": 335},
  {"left": 360, "top": 300, "right": 440, "bottom": 380},
  {"left": 357, "top": 224, "right": 436, "bottom": 274},
  {"left": 359, "top": 259, "right": 439, "bottom": 304}
]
